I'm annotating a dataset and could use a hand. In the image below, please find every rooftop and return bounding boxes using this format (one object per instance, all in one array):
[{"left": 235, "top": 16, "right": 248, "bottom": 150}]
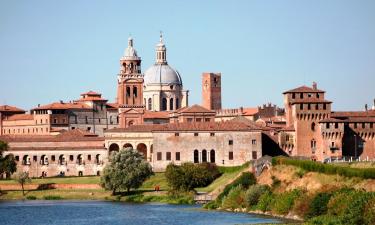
[{"left": 0, "top": 105, "right": 25, "bottom": 113}]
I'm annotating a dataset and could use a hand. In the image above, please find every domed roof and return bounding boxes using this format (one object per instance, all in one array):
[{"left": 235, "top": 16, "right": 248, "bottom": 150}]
[
  {"left": 123, "top": 37, "right": 139, "bottom": 59},
  {"left": 144, "top": 64, "right": 182, "bottom": 85}
]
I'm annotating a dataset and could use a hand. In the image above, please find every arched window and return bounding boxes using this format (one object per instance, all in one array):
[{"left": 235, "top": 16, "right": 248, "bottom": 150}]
[
  {"left": 311, "top": 122, "right": 316, "bottom": 131},
  {"left": 162, "top": 98, "right": 167, "bottom": 111},
  {"left": 133, "top": 87, "right": 137, "bottom": 97},
  {"left": 210, "top": 150, "right": 215, "bottom": 163},
  {"left": 202, "top": 150, "right": 207, "bottom": 162},
  {"left": 126, "top": 87, "right": 131, "bottom": 97},
  {"left": 311, "top": 139, "right": 316, "bottom": 152},
  {"left": 176, "top": 98, "right": 179, "bottom": 109},
  {"left": 123, "top": 143, "right": 133, "bottom": 149},
  {"left": 170, "top": 98, "right": 174, "bottom": 110},
  {"left": 193, "top": 150, "right": 199, "bottom": 163},
  {"left": 136, "top": 143, "right": 147, "bottom": 159},
  {"left": 148, "top": 98, "right": 152, "bottom": 110}
]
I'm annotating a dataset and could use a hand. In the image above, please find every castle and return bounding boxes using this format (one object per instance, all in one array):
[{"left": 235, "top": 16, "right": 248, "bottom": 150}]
[{"left": 1, "top": 35, "right": 374, "bottom": 176}]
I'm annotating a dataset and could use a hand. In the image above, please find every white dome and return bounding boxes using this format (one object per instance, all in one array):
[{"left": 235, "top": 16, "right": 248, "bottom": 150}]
[{"left": 144, "top": 64, "right": 182, "bottom": 85}]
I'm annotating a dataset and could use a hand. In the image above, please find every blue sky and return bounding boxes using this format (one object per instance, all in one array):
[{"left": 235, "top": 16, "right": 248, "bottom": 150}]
[{"left": 0, "top": 0, "right": 374, "bottom": 111}]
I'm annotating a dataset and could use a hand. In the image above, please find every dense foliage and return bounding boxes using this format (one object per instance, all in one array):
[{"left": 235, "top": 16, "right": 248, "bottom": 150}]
[
  {"left": 272, "top": 156, "right": 375, "bottom": 179},
  {"left": 245, "top": 184, "right": 270, "bottom": 207},
  {"left": 100, "top": 148, "right": 153, "bottom": 194},
  {"left": 0, "top": 141, "right": 17, "bottom": 178},
  {"left": 165, "top": 162, "right": 220, "bottom": 191}
]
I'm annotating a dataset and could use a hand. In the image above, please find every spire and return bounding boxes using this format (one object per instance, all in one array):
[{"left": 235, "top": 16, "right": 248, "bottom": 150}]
[
  {"left": 128, "top": 36, "right": 133, "bottom": 47},
  {"left": 155, "top": 31, "right": 167, "bottom": 65},
  {"left": 123, "top": 35, "right": 138, "bottom": 59}
]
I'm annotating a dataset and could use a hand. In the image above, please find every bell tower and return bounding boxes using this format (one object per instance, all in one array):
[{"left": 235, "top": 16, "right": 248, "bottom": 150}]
[{"left": 117, "top": 36, "right": 145, "bottom": 128}]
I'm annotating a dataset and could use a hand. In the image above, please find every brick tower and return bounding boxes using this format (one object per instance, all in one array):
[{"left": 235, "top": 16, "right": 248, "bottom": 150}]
[
  {"left": 117, "top": 37, "right": 145, "bottom": 128},
  {"left": 202, "top": 73, "right": 222, "bottom": 110}
]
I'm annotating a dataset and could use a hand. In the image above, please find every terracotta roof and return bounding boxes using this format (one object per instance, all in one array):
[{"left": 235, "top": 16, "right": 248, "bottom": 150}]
[
  {"left": 290, "top": 99, "right": 332, "bottom": 104},
  {"left": 283, "top": 85, "right": 325, "bottom": 94},
  {"left": 106, "top": 103, "right": 119, "bottom": 109},
  {"left": 81, "top": 91, "right": 101, "bottom": 96},
  {"left": 4, "top": 114, "right": 34, "bottom": 121},
  {"left": 230, "top": 116, "right": 262, "bottom": 129},
  {"left": 143, "top": 111, "right": 170, "bottom": 119},
  {"left": 0, "top": 105, "right": 25, "bottom": 113},
  {"left": 242, "top": 107, "right": 259, "bottom": 116},
  {"left": 106, "top": 120, "right": 263, "bottom": 133},
  {"left": 331, "top": 110, "right": 375, "bottom": 118},
  {"left": 0, "top": 129, "right": 104, "bottom": 143},
  {"left": 32, "top": 102, "right": 91, "bottom": 110},
  {"left": 75, "top": 97, "right": 107, "bottom": 102},
  {"left": 280, "top": 125, "right": 295, "bottom": 131},
  {"left": 176, "top": 104, "right": 215, "bottom": 114},
  {"left": 320, "top": 117, "right": 375, "bottom": 123}
]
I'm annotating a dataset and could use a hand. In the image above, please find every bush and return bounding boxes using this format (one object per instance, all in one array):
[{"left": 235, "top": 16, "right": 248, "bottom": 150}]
[
  {"left": 307, "top": 215, "right": 343, "bottom": 225},
  {"left": 26, "top": 195, "right": 37, "bottom": 200},
  {"left": 306, "top": 192, "right": 333, "bottom": 219},
  {"left": 363, "top": 197, "right": 375, "bottom": 225},
  {"left": 245, "top": 185, "right": 270, "bottom": 207},
  {"left": 341, "top": 191, "right": 375, "bottom": 225},
  {"left": 273, "top": 156, "right": 375, "bottom": 179},
  {"left": 271, "top": 189, "right": 302, "bottom": 215},
  {"left": 216, "top": 172, "right": 256, "bottom": 202},
  {"left": 43, "top": 195, "right": 63, "bottom": 200},
  {"left": 294, "top": 169, "right": 306, "bottom": 178},
  {"left": 271, "top": 176, "right": 281, "bottom": 189},
  {"left": 165, "top": 162, "right": 220, "bottom": 191},
  {"left": 292, "top": 192, "right": 313, "bottom": 218},
  {"left": 256, "top": 190, "right": 274, "bottom": 212},
  {"left": 327, "top": 188, "right": 356, "bottom": 216},
  {"left": 222, "top": 185, "right": 246, "bottom": 209}
]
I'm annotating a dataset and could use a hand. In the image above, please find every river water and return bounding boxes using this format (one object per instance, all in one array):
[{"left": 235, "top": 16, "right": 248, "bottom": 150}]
[{"left": 0, "top": 201, "right": 282, "bottom": 225}]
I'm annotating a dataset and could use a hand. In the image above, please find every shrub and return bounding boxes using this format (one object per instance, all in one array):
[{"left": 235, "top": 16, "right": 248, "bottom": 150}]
[
  {"left": 363, "top": 197, "right": 375, "bottom": 225},
  {"left": 256, "top": 190, "right": 274, "bottom": 212},
  {"left": 271, "top": 189, "right": 302, "bottom": 215},
  {"left": 43, "top": 195, "right": 63, "bottom": 200},
  {"left": 165, "top": 162, "right": 220, "bottom": 191},
  {"left": 292, "top": 192, "right": 313, "bottom": 218},
  {"left": 307, "top": 215, "right": 343, "bottom": 225},
  {"left": 26, "top": 195, "right": 37, "bottom": 200},
  {"left": 245, "top": 185, "right": 270, "bottom": 207},
  {"left": 273, "top": 156, "right": 375, "bottom": 179},
  {"left": 305, "top": 192, "right": 333, "bottom": 219},
  {"left": 216, "top": 172, "right": 256, "bottom": 202},
  {"left": 294, "top": 169, "right": 306, "bottom": 178},
  {"left": 341, "top": 191, "right": 375, "bottom": 225},
  {"left": 222, "top": 185, "right": 246, "bottom": 209},
  {"left": 271, "top": 175, "right": 281, "bottom": 189},
  {"left": 327, "top": 188, "right": 356, "bottom": 216}
]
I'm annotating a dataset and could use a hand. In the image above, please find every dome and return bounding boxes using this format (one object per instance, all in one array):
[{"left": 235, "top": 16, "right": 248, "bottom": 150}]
[
  {"left": 123, "top": 37, "right": 139, "bottom": 59},
  {"left": 144, "top": 64, "right": 182, "bottom": 85}
]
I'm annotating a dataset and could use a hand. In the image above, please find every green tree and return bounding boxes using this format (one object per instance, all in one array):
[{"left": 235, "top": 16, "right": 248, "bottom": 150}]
[
  {"left": 100, "top": 148, "right": 153, "bottom": 195},
  {"left": 0, "top": 141, "right": 17, "bottom": 179},
  {"left": 16, "top": 172, "right": 31, "bottom": 196}
]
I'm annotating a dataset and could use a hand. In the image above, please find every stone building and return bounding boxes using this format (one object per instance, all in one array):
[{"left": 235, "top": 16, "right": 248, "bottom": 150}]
[{"left": 0, "top": 129, "right": 107, "bottom": 177}]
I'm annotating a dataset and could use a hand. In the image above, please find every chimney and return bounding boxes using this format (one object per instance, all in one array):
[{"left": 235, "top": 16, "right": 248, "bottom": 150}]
[
  {"left": 60, "top": 100, "right": 64, "bottom": 104},
  {"left": 365, "top": 104, "right": 368, "bottom": 111},
  {"left": 312, "top": 82, "right": 317, "bottom": 90},
  {"left": 38, "top": 104, "right": 40, "bottom": 107}
]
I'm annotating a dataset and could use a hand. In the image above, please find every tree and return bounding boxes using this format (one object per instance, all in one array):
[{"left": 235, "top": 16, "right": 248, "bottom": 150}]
[
  {"left": 0, "top": 141, "right": 17, "bottom": 179},
  {"left": 16, "top": 172, "right": 31, "bottom": 196},
  {"left": 100, "top": 148, "right": 153, "bottom": 195}
]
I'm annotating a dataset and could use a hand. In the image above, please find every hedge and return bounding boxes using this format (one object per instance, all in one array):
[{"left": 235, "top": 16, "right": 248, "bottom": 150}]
[{"left": 272, "top": 156, "right": 375, "bottom": 179}]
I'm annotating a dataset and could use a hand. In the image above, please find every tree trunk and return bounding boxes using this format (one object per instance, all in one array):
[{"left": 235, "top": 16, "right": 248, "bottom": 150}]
[
  {"left": 112, "top": 189, "right": 116, "bottom": 196},
  {"left": 127, "top": 188, "right": 130, "bottom": 194},
  {"left": 21, "top": 183, "right": 25, "bottom": 196}
]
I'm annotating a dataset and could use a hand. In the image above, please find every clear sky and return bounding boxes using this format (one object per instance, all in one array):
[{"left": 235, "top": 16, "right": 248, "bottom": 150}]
[{"left": 0, "top": 0, "right": 374, "bottom": 111}]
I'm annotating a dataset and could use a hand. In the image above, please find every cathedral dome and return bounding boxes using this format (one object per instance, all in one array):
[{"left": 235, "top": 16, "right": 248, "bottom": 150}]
[
  {"left": 144, "top": 64, "right": 182, "bottom": 85},
  {"left": 123, "top": 37, "right": 138, "bottom": 59}
]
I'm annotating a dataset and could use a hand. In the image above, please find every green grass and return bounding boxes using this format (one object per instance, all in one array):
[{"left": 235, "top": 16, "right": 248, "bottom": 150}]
[
  {"left": 139, "top": 173, "right": 168, "bottom": 191},
  {"left": 0, "top": 176, "right": 100, "bottom": 185}
]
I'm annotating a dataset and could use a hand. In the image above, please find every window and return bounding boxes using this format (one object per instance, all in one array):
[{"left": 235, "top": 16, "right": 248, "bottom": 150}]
[
  {"left": 311, "top": 139, "right": 316, "bottom": 152},
  {"left": 210, "top": 150, "right": 215, "bottom": 163},
  {"left": 176, "top": 98, "right": 179, "bottom": 109},
  {"left": 157, "top": 152, "right": 162, "bottom": 161},
  {"left": 252, "top": 151, "right": 257, "bottom": 159},
  {"left": 229, "top": 140, "right": 233, "bottom": 145},
  {"left": 292, "top": 93, "right": 295, "bottom": 99},
  {"left": 148, "top": 98, "right": 152, "bottom": 110},
  {"left": 317, "top": 93, "right": 320, "bottom": 98},
  {"left": 162, "top": 98, "right": 167, "bottom": 111},
  {"left": 87, "top": 127, "right": 91, "bottom": 131},
  {"left": 371, "top": 123, "right": 374, "bottom": 129},
  {"left": 33, "top": 156, "right": 37, "bottom": 162},
  {"left": 187, "top": 118, "right": 193, "bottom": 122},
  {"left": 252, "top": 139, "right": 257, "bottom": 145},
  {"left": 315, "top": 104, "right": 319, "bottom": 110},
  {"left": 362, "top": 123, "right": 365, "bottom": 129},
  {"left": 194, "top": 133, "right": 199, "bottom": 136},
  {"left": 326, "top": 123, "right": 330, "bottom": 129},
  {"left": 40, "top": 119, "right": 43, "bottom": 124},
  {"left": 311, "top": 122, "right": 316, "bottom": 131},
  {"left": 71, "top": 127, "right": 75, "bottom": 130},
  {"left": 85, "top": 116, "right": 88, "bottom": 124},
  {"left": 169, "top": 98, "right": 174, "bottom": 110},
  {"left": 229, "top": 152, "right": 234, "bottom": 160},
  {"left": 331, "top": 142, "right": 335, "bottom": 147},
  {"left": 196, "top": 118, "right": 202, "bottom": 122},
  {"left": 70, "top": 155, "right": 74, "bottom": 161},
  {"left": 335, "top": 123, "right": 339, "bottom": 129},
  {"left": 88, "top": 155, "right": 91, "bottom": 161},
  {"left": 323, "top": 104, "right": 327, "bottom": 110},
  {"left": 202, "top": 150, "right": 207, "bottom": 162},
  {"left": 286, "top": 135, "right": 289, "bottom": 141},
  {"left": 193, "top": 150, "right": 199, "bottom": 163},
  {"left": 133, "top": 87, "right": 137, "bottom": 97},
  {"left": 15, "top": 156, "right": 19, "bottom": 161},
  {"left": 176, "top": 152, "right": 180, "bottom": 161},
  {"left": 300, "top": 104, "right": 303, "bottom": 110},
  {"left": 300, "top": 93, "right": 303, "bottom": 99},
  {"left": 175, "top": 133, "right": 179, "bottom": 137},
  {"left": 308, "top": 104, "right": 311, "bottom": 110},
  {"left": 205, "top": 118, "right": 211, "bottom": 122},
  {"left": 354, "top": 123, "right": 357, "bottom": 129},
  {"left": 51, "top": 155, "right": 55, "bottom": 161},
  {"left": 126, "top": 87, "right": 131, "bottom": 97},
  {"left": 210, "top": 133, "right": 215, "bottom": 136},
  {"left": 308, "top": 93, "right": 312, "bottom": 98},
  {"left": 54, "top": 119, "right": 57, "bottom": 124},
  {"left": 166, "top": 152, "right": 171, "bottom": 161}
]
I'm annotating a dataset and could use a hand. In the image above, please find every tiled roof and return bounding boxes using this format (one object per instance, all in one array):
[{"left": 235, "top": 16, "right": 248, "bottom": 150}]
[
  {"left": 280, "top": 125, "right": 296, "bottom": 131},
  {"left": 230, "top": 116, "right": 262, "bottom": 129},
  {"left": 75, "top": 97, "right": 107, "bottom": 102},
  {"left": 0, "top": 129, "right": 104, "bottom": 143},
  {"left": 4, "top": 114, "right": 34, "bottom": 121},
  {"left": 106, "top": 103, "right": 119, "bottom": 109},
  {"left": 331, "top": 110, "right": 375, "bottom": 118},
  {"left": 0, "top": 105, "right": 25, "bottom": 113},
  {"left": 143, "top": 111, "right": 170, "bottom": 119},
  {"left": 283, "top": 85, "right": 325, "bottom": 94},
  {"left": 106, "top": 120, "right": 263, "bottom": 133},
  {"left": 32, "top": 102, "right": 91, "bottom": 110},
  {"left": 320, "top": 117, "right": 375, "bottom": 123},
  {"left": 81, "top": 91, "right": 101, "bottom": 96},
  {"left": 176, "top": 104, "right": 215, "bottom": 114},
  {"left": 242, "top": 107, "right": 259, "bottom": 116},
  {"left": 290, "top": 99, "right": 332, "bottom": 104}
]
